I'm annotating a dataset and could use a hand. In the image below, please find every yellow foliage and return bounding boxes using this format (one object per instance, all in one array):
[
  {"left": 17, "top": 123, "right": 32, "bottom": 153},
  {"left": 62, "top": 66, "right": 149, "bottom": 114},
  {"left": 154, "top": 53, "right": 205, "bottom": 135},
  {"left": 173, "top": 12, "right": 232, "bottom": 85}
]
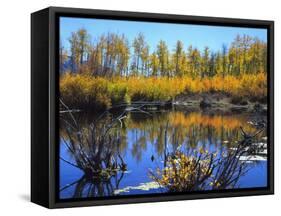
[
  {"left": 151, "top": 150, "right": 214, "bottom": 192},
  {"left": 60, "top": 72, "right": 267, "bottom": 109}
]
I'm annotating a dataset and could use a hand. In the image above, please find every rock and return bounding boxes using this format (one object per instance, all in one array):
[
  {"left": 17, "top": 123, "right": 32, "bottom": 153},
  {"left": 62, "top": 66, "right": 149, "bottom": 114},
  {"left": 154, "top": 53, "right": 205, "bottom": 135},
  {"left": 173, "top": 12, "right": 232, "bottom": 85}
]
[
  {"left": 253, "top": 103, "right": 261, "bottom": 111},
  {"left": 230, "top": 96, "right": 248, "bottom": 105},
  {"left": 253, "top": 103, "right": 267, "bottom": 114},
  {"left": 239, "top": 100, "right": 248, "bottom": 105},
  {"left": 261, "top": 106, "right": 267, "bottom": 114},
  {"left": 200, "top": 98, "right": 212, "bottom": 108},
  {"left": 231, "top": 106, "right": 248, "bottom": 112},
  {"left": 257, "top": 149, "right": 267, "bottom": 155}
]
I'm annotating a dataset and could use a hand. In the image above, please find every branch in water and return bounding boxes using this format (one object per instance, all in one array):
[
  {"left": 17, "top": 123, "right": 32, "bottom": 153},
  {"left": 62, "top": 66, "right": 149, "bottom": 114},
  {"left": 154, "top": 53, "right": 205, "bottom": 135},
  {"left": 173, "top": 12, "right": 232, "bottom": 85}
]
[{"left": 60, "top": 157, "right": 81, "bottom": 170}]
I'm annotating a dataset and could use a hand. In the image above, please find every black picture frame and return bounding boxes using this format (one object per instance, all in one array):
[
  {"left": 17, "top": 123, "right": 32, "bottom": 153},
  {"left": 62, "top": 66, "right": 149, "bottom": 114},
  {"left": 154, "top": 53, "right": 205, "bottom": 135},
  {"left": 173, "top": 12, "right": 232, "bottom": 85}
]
[{"left": 31, "top": 6, "right": 274, "bottom": 208}]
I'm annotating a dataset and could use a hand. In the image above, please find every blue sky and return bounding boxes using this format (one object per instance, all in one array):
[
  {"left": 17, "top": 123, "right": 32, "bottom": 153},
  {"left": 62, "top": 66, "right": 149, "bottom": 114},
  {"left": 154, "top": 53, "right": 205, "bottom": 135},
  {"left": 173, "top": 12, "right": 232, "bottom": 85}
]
[{"left": 60, "top": 17, "right": 267, "bottom": 53}]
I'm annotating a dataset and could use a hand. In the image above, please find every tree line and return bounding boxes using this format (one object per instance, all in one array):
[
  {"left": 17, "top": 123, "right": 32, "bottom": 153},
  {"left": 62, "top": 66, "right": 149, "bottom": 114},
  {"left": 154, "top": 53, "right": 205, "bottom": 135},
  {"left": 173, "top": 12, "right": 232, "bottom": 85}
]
[{"left": 60, "top": 28, "right": 267, "bottom": 78}]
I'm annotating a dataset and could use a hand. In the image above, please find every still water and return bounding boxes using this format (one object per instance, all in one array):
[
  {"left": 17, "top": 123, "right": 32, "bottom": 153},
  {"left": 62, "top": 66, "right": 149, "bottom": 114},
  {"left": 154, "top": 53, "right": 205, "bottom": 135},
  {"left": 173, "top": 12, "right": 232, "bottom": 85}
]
[{"left": 59, "top": 110, "right": 267, "bottom": 199}]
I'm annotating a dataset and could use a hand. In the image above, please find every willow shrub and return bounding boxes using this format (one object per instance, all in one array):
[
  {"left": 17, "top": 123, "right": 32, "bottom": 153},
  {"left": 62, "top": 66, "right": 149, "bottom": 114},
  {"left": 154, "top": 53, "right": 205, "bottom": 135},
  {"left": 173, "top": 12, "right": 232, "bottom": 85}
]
[
  {"left": 60, "top": 72, "right": 267, "bottom": 110},
  {"left": 60, "top": 74, "right": 110, "bottom": 110}
]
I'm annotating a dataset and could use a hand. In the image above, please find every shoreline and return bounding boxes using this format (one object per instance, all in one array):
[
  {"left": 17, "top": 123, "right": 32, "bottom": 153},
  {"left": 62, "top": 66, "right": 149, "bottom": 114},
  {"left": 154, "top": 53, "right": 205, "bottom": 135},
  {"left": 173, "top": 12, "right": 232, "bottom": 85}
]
[
  {"left": 172, "top": 92, "right": 267, "bottom": 114},
  {"left": 61, "top": 91, "right": 267, "bottom": 114}
]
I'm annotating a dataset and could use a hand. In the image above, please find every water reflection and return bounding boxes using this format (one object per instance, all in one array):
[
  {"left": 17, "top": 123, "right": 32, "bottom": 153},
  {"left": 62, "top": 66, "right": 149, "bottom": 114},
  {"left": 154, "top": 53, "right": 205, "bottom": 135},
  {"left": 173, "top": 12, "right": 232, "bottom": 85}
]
[{"left": 59, "top": 110, "right": 267, "bottom": 199}]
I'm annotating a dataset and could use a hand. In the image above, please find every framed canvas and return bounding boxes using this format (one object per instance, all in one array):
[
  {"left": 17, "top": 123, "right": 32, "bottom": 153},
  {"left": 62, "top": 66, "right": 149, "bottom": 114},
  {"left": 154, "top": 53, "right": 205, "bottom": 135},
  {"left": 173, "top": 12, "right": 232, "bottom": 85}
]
[{"left": 31, "top": 7, "right": 274, "bottom": 208}]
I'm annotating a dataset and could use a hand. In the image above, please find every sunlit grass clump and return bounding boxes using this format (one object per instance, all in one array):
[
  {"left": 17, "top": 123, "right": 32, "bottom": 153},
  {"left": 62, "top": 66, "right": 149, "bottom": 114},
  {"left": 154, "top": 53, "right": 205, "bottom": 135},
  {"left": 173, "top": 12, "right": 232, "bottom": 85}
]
[
  {"left": 150, "top": 150, "right": 216, "bottom": 192},
  {"left": 150, "top": 146, "right": 252, "bottom": 191}
]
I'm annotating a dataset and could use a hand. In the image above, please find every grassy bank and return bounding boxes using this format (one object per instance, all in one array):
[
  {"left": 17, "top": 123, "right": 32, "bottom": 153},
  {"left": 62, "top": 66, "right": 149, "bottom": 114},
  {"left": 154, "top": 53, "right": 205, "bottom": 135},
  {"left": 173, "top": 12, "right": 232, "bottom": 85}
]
[{"left": 60, "top": 73, "right": 267, "bottom": 110}]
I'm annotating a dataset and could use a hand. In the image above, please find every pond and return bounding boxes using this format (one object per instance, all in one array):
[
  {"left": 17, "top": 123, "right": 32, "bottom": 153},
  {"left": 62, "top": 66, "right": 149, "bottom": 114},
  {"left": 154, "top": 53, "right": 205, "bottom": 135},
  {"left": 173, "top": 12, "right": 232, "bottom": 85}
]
[{"left": 59, "top": 109, "right": 267, "bottom": 199}]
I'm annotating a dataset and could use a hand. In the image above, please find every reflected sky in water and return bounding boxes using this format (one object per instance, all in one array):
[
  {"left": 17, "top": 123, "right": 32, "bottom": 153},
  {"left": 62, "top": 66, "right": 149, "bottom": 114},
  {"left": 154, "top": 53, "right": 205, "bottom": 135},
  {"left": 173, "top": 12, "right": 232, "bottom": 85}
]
[{"left": 59, "top": 110, "right": 267, "bottom": 199}]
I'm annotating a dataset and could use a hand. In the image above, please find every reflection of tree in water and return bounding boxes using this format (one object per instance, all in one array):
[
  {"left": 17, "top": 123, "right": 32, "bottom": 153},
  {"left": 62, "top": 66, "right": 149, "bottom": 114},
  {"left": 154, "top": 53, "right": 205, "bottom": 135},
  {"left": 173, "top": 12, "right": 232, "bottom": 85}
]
[
  {"left": 69, "top": 110, "right": 261, "bottom": 163},
  {"left": 60, "top": 171, "right": 125, "bottom": 198},
  {"left": 59, "top": 100, "right": 128, "bottom": 198},
  {"left": 60, "top": 102, "right": 267, "bottom": 196},
  {"left": 131, "top": 129, "right": 148, "bottom": 162},
  {"left": 126, "top": 111, "right": 265, "bottom": 160}
]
